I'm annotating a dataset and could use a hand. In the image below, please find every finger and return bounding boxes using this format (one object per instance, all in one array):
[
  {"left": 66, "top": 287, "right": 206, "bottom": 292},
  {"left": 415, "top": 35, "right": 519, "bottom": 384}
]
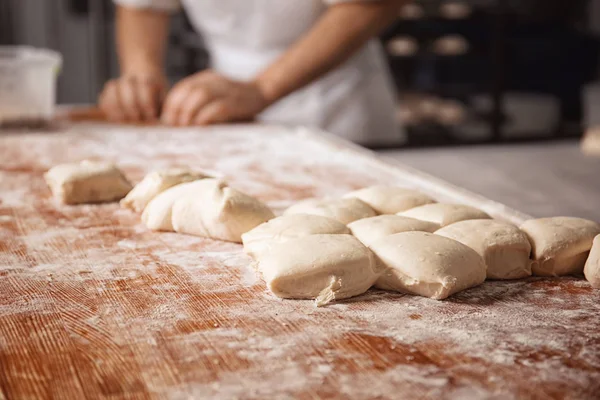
[
  {"left": 118, "top": 78, "right": 142, "bottom": 122},
  {"left": 136, "top": 79, "right": 160, "bottom": 121},
  {"left": 99, "top": 81, "right": 126, "bottom": 122},
  {"left": 161, "top": 80, "right": 194, "bottom": 125},
  {"left": 177, "top": 87, "right": 213, "bottom": 126},
  {"left": 193, "top": 100, "right": 231, "bottom": 126}
]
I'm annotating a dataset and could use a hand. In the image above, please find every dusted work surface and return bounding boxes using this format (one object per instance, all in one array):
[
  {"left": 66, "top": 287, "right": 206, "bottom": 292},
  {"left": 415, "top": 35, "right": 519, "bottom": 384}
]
[
  {"left": 381, "top": 141, "right": 600, "bottom": 222},
  {"left": 1, "top": 124, "right": 599, "bottom": 400}
]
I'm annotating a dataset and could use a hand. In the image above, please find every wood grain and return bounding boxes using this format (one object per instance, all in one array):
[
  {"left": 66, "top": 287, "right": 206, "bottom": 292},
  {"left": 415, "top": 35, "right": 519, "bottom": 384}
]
[{"left": 0, "top": 123, "right": 599, "bottom": 400}]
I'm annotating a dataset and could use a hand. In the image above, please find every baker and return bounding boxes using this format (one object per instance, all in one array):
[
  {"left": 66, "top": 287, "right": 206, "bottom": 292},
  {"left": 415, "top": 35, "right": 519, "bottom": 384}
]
[{"left": 98, "top": 0, "right": 405, "bottom": 145}]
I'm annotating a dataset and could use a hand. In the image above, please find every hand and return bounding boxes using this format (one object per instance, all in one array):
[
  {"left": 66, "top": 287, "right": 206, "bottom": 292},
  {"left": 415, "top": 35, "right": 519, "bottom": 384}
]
[
  {"left": 99, "top": 74, "right": 167, "bottom": 122},
  {"left": 161, "top": 70, "right": 270, "bottom": 126}
]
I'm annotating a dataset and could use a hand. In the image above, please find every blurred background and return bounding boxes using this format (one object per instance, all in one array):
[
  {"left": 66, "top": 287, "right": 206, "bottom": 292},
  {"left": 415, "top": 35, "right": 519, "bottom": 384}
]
[{"left": 1, "top": 0, "right": 600, "bottom": 147}]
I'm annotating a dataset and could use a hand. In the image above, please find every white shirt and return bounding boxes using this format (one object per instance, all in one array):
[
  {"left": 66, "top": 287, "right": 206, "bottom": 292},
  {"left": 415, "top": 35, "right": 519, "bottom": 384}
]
[{"left": 115, "top": 0, "right": 403, "bottom": 145}]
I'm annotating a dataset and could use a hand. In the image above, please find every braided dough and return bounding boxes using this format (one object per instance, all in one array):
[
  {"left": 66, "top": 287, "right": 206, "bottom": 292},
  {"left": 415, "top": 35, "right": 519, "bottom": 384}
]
[
  {"left": 284, "top": 197, "right": 376, "bottom": 224},
  {"left": 256, "top": 234, "right": 380, "bottom": 306},
  {"left": 521, "top": 217, "right": 600, "bottom": 276},
  {"left": 398, "top": 203, "right": 491, "bottom": 227},
  {"left": 436, "top": 219, "right": 532, "bottom": 280},
  {"left": 584, "top": 235, "right": 600, "bottom": 288},
  {"left": 371, "top": 231, "right": 486, "bottom": 299},
  {"left": 242, "top": 214, "right": 350, "bottom": 259},
  {"left": 344, "top": 185, "right": 436, "bottom": 214},
  {"left": 348, "top": 215, "right": 439, "bottom": 247}
]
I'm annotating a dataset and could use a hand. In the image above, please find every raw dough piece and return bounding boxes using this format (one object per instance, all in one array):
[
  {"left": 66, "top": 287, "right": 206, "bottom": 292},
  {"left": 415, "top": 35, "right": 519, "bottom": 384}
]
[
  {"left": 432, "top": 35, "right": 470, "bottom": 56},
  {"left": 171, "top": 184, "right": 275, "bottom": 243},
  {"left": 284, "top": 198, "right": 376, "bottom": 224},
  {"left": 242, "top": 214, "right": 350, "bottom": 259},
  {"left": 398, "top": 203, "right": 491, "bottom": 227},
  {"left": 256, "top": 234, "right": 380, "bottom": 306},
  {"left": 45, "top": 160, "right": 132, "bottom": 204},
  {"left": 344, "top": 185, "right": 436, "bottom": 214},
  {"left": 348, "top": 215, "right": 439, "bottom": 247},
  {"left": 142, "top": 179, "right": 221, "bottom": 231},
  {"left": 520, "top": 217, "right": 600, "bottom": 276},
  {"left": 121, "top": 167, "right": 210, "bottom": 212},
  {"left": 435, "top": 219, "right": 532, "bottom": 279},
  {"left": 386, "top": 37, "right": 419, "bottom": 57},
  {"left": 584, "top": 235, "right": 600, "bottom": 288},
  {"left": 371, "top": 231, "right": 486, "bottom": 300},
  {"left": 399, "top": 3, "right": 424, "bottom": 19}
]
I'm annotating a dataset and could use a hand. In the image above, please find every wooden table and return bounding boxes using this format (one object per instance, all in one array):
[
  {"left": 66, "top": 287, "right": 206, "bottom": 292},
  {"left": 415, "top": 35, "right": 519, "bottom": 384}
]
[{"left": 1, "top": 121, "right": 599, "bottom": 400}]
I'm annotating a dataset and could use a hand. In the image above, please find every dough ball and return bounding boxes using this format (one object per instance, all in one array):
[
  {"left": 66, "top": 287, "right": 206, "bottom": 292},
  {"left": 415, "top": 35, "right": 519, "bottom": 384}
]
[
  {"left": 436, "top": 100, "right": 467, "bottom": 126},
  {"left": 432, "top": 35, "right": 469, "bottom": 56},
  {"left": 398, "top": 203, "right": 491, "bottom": 227},
  {"left": 371, "top": 231, "right": 486, "bottom": 299},
  {"left": 171, "top": 185, "right": 275, "bottom": 243},
  {"left": 399, "top": 3, "right": 425, "bottom": 19},
  {"left": 141, "top": 179, "right": 221, "bottom": 231},
  {"left": 584, "top": 235, "right": 600, "bottom": 288},
  {"left": 520, "top": 217, "right": 600, "bottom": 276},
  {"left": 242, "top": 214, "right": 350, "bottom": 259},
  {"left": 44, "top": 160, "right": 132, "bottom": 205},
  {"left": 121, "top": 167, "right": 211, "bottom": 212},
  {"left": 440, "top": 1, "right": 472, "bottom": 19},
  {"left": 284, "top": 198, "right": 377, "bottom": 224},
  {"left": 436, "top": 219, "right": 532, "bottom": 280},
  {"left": 386, "top": 37, "right": 419, "bottom": 57},
  {"left": 348, "top": 215, "right": 439, "bottom": 247},
  {"left": 256, "top": 234, "right": 380, "bottom": 306},
  {"left": 344, "top": 185, "right": 436, "bottom": 214}
]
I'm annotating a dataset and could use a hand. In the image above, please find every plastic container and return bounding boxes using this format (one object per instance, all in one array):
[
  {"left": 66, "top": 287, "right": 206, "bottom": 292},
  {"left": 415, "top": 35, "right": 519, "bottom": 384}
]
[{"left": 0, "top": 46, "right": 62, "bottom": 127}]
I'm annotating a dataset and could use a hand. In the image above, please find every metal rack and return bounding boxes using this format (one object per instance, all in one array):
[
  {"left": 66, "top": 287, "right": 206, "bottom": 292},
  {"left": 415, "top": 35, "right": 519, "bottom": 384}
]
[{"left": 380, "top": 0, "right": 597, "bottom": 148}]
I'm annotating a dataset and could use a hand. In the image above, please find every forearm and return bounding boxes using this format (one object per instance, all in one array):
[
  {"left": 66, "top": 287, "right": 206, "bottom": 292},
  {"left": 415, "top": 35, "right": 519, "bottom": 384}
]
[
  {"left": 254, "top": 0, "right": 405, "bottom": 104},
  {"left": 116, "top": 5, "right": 170, "bottom": 76}
]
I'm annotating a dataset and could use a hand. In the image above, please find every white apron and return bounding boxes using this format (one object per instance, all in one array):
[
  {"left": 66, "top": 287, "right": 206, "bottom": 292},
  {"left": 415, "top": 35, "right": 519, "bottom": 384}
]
[{"left": 115, "top": 0, "right": 404, "bottom": 145}]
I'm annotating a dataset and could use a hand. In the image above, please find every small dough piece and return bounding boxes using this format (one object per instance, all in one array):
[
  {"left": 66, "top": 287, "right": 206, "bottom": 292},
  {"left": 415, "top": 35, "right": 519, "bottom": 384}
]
[
  {"left": 584, "top": 235, "right": 600, "bottom": 288},
  {"left": 242, "top": 214, "right": 350, "bottom": 259},
  {"left": 256, "top": 234, "right": 380, "bottom": 306},
  {"left": 172, "top": 184, "right": 274, "bottom": 243},
  {"left": 436, "top": 219, "right": 532, "bottom": 280},
  {"left": 45, "top": 160, "right": 132, "bottom": 204},
  {"left": 520, "top": 217, "right": 600, "bottom": 276},
  {"left": 344, "top": 185, "right": 436, "bottom": 214},
  {"left": 371, "top": 231, "right": 486, "bottom": 300},
  {"left": 284, "top": 198, "right": 376, "bottom": 224},
  {"left": 142, "top": 179, "right": 220, "bottom": 231},
  {"left": 398, "top": 203, "right": 491, "bottom": 227},
  {"left": 121, "top": 168, "right": 210, "bottom": 212},
  {"left": 348, "top": 215, "right": 439, "bottom": 247}
]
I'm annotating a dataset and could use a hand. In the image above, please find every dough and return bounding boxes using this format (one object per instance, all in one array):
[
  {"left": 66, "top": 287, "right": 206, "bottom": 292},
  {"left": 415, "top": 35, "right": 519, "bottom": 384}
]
[
  {"left": 284, "top": 198, "right": 376, "bottom": 224},
  {"left": 121, "top": 167, "right": 210, "bottom": 212},
  {"left": 171, "top": 184, "right": 275, "bottom": 243},
  {"left": 440, "top": 2, "right": 472, "bottom": 19},
  {"left": 142, "top": 179, "right": 221, "bottom": 231},
  {"left": 44, "top": 160, "right": 132, "bottom": 205},
  {"left": 432, "top": 35, "right": 469, "bottom": 56},
  {"left": 348, "top": 215, "right": 439, "bottom": 247},
  {"left": 242, "top": 214, "right": 350, "bottom": 259},
  {"left": 584, "top": 235, "right": 600, "bottom": 288},
  {"left": 256, "top": 234, "right": 380, "bottom": 306},
  {"left": 398, "top": 203, "right": 491, "bottom": 227},
  {"left": 371, "top": 231, "right": 486, "bottom": 300},
  {"left": 344, "top": 185, "right": 436, "bottom": 214},
  {"left": 435, "top": 219, "right": 532, "bottom": 280},
  {"left": 520, "top": 217, "right": 600, "bottom": 276},
  {"left": 399, "top": 3, "right": 424, "bottom": 19},
  {"left": 386, "top": 37, "right": 419, "bottom": 57}
]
